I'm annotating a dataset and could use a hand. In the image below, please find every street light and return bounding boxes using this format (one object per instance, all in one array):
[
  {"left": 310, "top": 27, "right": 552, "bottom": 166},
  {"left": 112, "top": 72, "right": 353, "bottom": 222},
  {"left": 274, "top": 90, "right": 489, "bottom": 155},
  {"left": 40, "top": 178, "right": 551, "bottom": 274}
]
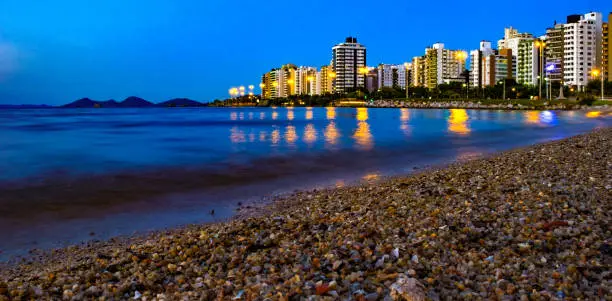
[
  {"left": 455, "top": 51, "right": 468, "bottom": 99},
  {"left": 591, "top": 68, "right": 604, "bottom": 100},
  {"left": 534, "top": 40, "right": 546, "bottom": 100},
  {"left": 499, "top": 80, "right": 506, "bottom": 100}
]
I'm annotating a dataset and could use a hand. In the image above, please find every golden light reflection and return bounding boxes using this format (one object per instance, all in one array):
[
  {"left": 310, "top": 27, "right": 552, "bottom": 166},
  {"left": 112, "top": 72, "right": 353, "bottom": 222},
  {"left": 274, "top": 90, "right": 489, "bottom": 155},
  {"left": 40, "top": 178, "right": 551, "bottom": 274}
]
[
  {"left": 272, "top": 111, "right": 279, "bottom": 120},
  {"left": 586, "top": 111, "right": 602, "bottom": 118},
  {"left": 230, "top": 127, "right": 246, "bottom": 143},
  {"left": 326, "top": 107, "right": 336, "bottom": 120},
  {"left": 400, "top": 108, "right": 412, "bottom": 135},
  {"left": 524, "top": 111, "right": 540, "bottom": 124},
  {"left": 271, "top": 129, "right": 280, "bottom": 145},
  {"left": 259, "top": 131, "right": 266, "bottom": 142},
  {"left": 324, "top": 122, "right": 340, "bottom": 146},
  {"left": 448, "top": 109, "right": 471, "bottom": 135},
  {"left": 303, "top": 124, "right": 317, "bottom": 144},
  {"left": 356, "top": 107, "right": 369, "bottom": 121},
  {"left": 305, "top": 108, "right": 314, "bottom": 120},
  {"left": 285, "top": 126, "right": 298, "bottom": 145},
  {"left": 362, "top": 173, "right": 380, "bottom": 181},
  {"left": 353, "top": 121, "right": 373, "bottom": 150},
  {"left": 230, "top": 112, "right": 237, "bottom": 121},
  {"left": 287, "top": 108, "right": 294, "bottom": 121}
]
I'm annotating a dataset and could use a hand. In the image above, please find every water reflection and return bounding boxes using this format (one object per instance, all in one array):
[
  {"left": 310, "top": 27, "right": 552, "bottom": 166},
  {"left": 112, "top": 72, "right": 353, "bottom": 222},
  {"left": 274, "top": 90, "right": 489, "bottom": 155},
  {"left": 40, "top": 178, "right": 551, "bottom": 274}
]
[
  {"left": 400, "top": 108, "right": 412, "bottom": 135},
  {"left": 259, "top": 112, "right": 266, "bottom": 120},
  {"left": 353, "top": 108, "right": 373, "bottom": 150},
  {"left": 324, "top": 122, "right": 340, "bottom": 147},
  {"left": 239, "top": 112, "right": 245, "bottom": 120},
  {"left": 287, "top": 108, "right": 295, "bottom": 121},
  {"left": 523, "top": 111, "right": 557, "bottom": 125},
  {"left": 524, "top": 111, "right": 540, "bottom": 124},
  {"left": 285, "top": 126, "right": 298, "bottom": 145},
  {"left": 259, "top": 131, "right": 266, "bottom": 142},
  {"left": 230, "top": 126, "right": 246, "bottom": 143},
  {"left": 230, "top": 112, "right": 238, "bottom": 121},
  {"left": 271, "top": 129, "right": 280, "bottom": 145},
  {"left": 586, "top": 111, "right": 601, "bottom": 118},
  {"left": 306, "top": 108, "right": 314, "bottom": 120},
  {"left": 304, "top": 124, "right": 317, "bottom": 144},
  {"left": 362, "top": 173, "right": 380, "bottom": 181},
  {"left": 448, "top": 109, "right": 470, "bottom": 135},
  {"left": 539, "top": 111, "right": 556, "bottom": 124},
  {"left": 326, "top": 107, "right": 336, "bottom": 120},
  {"left": 272, "top": 111, "right": 279, "bottom": 120},
  {"left": 248, "top": 112, "right": 254, "bottom": 120}
]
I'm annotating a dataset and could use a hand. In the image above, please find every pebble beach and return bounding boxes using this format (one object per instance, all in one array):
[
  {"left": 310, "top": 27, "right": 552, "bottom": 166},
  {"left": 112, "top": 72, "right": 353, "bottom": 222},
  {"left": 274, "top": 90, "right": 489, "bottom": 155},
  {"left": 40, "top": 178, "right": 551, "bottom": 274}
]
[{"left": 1, "top": 127, "right": 611, "bottom": 300}]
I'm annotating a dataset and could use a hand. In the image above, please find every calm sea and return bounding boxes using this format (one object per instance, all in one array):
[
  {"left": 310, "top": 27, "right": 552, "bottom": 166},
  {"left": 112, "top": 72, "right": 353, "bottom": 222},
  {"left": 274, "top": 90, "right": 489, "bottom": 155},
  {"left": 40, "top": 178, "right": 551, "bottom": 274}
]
[{"left": 0, "top": 107, "right": 609, "bottom": 259}]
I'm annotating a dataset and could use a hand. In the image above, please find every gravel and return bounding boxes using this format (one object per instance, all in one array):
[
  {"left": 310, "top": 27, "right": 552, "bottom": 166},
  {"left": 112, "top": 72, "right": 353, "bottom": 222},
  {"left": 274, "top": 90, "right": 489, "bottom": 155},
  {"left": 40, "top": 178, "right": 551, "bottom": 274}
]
[{"left": 1, "top": 128, "right": 610, "bottom": 300}]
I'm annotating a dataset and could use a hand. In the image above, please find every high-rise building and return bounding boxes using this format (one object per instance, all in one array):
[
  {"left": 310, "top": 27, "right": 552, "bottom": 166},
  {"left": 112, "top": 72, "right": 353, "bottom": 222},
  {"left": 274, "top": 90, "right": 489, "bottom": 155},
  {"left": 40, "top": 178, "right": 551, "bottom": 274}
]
[
  {"left": 332, "top": 37, "right": 367, "bottom": 93},
  {"left": 365, "top": 68, "right": 378, "bottom": 93},
  {"left": 260, "top": 64, "right": 298, "bottom": 99},
  {"left": 604, "top": 14, "right": 610, "bottom": 81},
  {"left": 377, "top": 64, "right": 408, "bottom": 89},
  {"left": 411, "top": 56, "right": 426, "bottom": 87},
  {"left": 498, "top": 27, "right": 533, "bottom": 79},
  {"left": 469, "top": 41, "right": 494, "bottom": 88},
  {"left": 545, "top": 24, "right": 564, "bottom": 83},
  {"left": 562, "top": 12, "right": 603, "bottom": 89},
  {"left": 424, "top": 43, "right": 464, "bottom": 89},
  {"left": 517, "top": 39, "right": 539, "bottom": 85},
  {"left": 319, "top": 65, "right": 335, "bottom": 94},
  {"left": 294, "top": 66, "right": 318, "bottom": 95},
  {"left": 480, "top": 49, "right": 514, "bottom": 86}
]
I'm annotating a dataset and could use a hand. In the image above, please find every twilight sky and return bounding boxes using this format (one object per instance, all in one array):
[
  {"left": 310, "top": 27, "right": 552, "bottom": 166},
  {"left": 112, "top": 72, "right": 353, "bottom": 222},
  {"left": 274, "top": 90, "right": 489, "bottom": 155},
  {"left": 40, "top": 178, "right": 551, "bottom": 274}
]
[{"left": 0, "top": 0, "right": 608, "bottom": 105}]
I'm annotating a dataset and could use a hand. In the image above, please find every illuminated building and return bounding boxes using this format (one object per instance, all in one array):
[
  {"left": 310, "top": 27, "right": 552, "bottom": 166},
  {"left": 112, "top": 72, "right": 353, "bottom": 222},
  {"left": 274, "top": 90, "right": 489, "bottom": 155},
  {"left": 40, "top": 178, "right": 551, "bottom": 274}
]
[{"left": 332, "top": 37, "right": 367, "bottom": 93}]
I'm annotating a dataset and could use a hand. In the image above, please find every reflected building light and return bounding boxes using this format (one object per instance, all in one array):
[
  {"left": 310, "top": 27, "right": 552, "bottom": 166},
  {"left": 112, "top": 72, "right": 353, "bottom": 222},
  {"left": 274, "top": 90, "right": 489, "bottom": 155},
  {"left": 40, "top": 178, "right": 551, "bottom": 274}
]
[
  {"left": 448, "top": 109, "right": 471, "bottom": 135},
  {"left": 539, "top": 111, "right": 555, "bottom": 124},
  {"left": 230, "top": 112, "right": 238, "bottom": 121},
  {"left": 259, "top": 131, "right": 267, "bottom": 142},
  {"left": 303, "top": 124, "right": 317, "bottom": 144},
  {"left": 271, "top": 129, "right": 281, "bottom": 145},
  {"left": 248, "top": 133, "right": 255, "bottom": 142},
  {"left": 400, "top": 108, "right": 412, "bottom": 136},
  {"left": 230, "top": 126, "right": 246, "bottom": 143},
  {"left": 353, "top": 121, "right": 373, "bottom": 150},
  {"left": 272, "top": 111, "right": 279, "bottom": 120},
  {"left": 356, "top": 107, "right": 369, "bottom": 121},
  {"left": 326, "top": 107, "right": 336, "bottom": 120},
  {"left": 248, "top": 112, "right": 254, "bottom": 120},
  {"left": 305, "top": 108, "right": 314, "bottom": 120},
  {"left": 259, "top": 112, "right": 265, "bottom": 120},
  {"left": 362, "top": 173, "right": 380, "bottom": 181},
  {"left": 324, "top": 122, "right": 340, "bottom": 146},
  {"left": 239, "top": 112, "right": 245, "bottom": 120},
  {"left": 524, "top": 111, "right": 540, "bottom": 124},
  {"left": 585, "top": 111, "right": 601, "bottom": 118},
  {"left": 287, "top": 108, "right": 295, "bottom": 121},
  {"left": 285, "top": 125, "right": 298, "bottom": 145}
]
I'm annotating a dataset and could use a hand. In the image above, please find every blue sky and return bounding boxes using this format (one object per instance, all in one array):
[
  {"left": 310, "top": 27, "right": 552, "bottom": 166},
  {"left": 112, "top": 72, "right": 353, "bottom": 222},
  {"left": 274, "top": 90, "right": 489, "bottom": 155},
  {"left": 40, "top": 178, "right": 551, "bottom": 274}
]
[{"left": 0, "top": 0, "right": 608, "bottom": 105}]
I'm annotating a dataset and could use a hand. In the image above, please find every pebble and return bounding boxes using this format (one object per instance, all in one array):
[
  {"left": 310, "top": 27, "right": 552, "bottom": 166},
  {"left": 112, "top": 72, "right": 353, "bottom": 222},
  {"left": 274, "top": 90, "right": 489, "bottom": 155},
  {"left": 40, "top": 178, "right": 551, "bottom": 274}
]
[{"left": 1, "top": 128, "right": 611, "bottom": 299}]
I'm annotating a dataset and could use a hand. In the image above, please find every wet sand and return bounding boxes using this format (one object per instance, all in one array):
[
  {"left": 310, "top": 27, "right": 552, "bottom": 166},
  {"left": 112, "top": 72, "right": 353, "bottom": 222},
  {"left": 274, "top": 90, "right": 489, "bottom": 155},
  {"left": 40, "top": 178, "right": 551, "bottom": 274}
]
[{"left": 1, "top": 127, "right": 610, "bottom": 300}]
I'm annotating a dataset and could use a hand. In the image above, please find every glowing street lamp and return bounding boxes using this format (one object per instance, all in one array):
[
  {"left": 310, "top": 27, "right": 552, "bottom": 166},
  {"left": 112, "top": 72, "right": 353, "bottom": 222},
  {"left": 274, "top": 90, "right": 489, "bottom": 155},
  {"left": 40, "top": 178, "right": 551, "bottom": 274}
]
[
  {"left": 591, "top": 68, "right": 604, "bottom": 100},
  {"left": 534, "top": 40, "right": 546, "bottom": 100}
]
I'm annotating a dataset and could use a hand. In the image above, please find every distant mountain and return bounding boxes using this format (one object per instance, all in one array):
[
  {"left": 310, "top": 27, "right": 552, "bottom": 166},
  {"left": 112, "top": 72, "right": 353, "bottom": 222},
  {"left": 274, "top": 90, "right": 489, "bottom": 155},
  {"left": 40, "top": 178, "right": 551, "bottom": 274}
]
[
  {"left": 119, "top": 96, "right": 154, "bottom": 108},
  {"left": 61, "top": 98, "right": 98, "bottom": 108},
  {"left": 0, "top": 104, "right": 54, "bottom": 109},
  {"left": 156, "top": 98, "right": 205, "bottom": 107}
]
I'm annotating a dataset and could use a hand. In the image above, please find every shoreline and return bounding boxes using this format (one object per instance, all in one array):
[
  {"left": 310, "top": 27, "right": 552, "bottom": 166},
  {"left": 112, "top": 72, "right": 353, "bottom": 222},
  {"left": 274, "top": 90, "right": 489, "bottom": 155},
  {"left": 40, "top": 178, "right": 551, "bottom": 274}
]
[{"left": 1, "top": 128, "right": 611, "bottom": 300}]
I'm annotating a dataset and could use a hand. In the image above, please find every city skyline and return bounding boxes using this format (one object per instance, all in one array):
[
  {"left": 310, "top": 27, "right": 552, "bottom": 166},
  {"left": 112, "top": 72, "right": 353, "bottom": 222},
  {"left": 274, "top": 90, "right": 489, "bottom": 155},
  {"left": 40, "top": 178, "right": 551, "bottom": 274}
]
[{"left": 0, "top": 0, "right": 609, "bottom": 105}]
